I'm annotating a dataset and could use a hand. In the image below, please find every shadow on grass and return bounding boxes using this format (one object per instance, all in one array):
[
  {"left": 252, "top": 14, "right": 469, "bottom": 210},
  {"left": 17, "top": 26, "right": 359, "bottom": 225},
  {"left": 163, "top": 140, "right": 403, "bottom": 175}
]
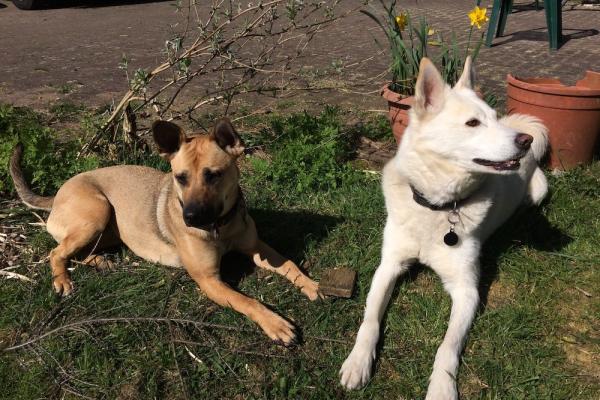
[
  {"left": 220, "top": 208, "right": 342, "bottom": 287},
  {"left": 373, "top": 263, "right": 427, "bottom": 376},
  {"left": 479, "top": 203, "right": 572, "bottom": 309}
]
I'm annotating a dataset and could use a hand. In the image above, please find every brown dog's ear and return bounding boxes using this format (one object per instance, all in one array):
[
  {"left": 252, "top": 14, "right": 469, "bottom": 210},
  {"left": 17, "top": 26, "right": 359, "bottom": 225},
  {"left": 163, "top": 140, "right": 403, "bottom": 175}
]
[
  {"left": 152, "top": 120, "right": 185, "bottom": 159},
  {"left": 413, "top": 57, "right": 447, "bottom": 118},
  {"left": 211, "top": 118, "right": 244, "bottom": 157}
]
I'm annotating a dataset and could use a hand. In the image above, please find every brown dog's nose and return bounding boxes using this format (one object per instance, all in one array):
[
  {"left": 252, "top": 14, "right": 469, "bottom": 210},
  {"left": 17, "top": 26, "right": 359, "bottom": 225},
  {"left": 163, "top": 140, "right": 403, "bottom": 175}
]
[
  {"left": 183, "top": 202, "right": 221, "bottom": 228},
  {"left": 515, "top": 133, "right": 533, "bottom": 150}
]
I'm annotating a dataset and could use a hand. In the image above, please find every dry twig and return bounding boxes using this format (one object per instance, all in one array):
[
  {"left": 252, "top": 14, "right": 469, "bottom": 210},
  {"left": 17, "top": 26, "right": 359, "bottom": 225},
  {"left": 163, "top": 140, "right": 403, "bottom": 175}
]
[
  {"left": 0, "top": 270, "right": 34, "bottom": 282},
  {"left": 79, "top": 0, "right": 362, "bottom": 156}
]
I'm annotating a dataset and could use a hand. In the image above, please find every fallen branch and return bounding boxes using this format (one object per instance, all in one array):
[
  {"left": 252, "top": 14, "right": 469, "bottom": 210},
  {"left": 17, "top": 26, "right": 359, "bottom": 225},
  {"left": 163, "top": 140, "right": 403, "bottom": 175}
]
[
  {"left": 0, "top": 270, "right": 34, "bottom": 283},
  {"left": 574, "top": 286, "right": 592, "bottom": 297},
  {"left": 2, "top": 317, "right": 255, "bottom": 352},
  {"left": 178, "top": 339, "right": 288, "bottom": 359}
]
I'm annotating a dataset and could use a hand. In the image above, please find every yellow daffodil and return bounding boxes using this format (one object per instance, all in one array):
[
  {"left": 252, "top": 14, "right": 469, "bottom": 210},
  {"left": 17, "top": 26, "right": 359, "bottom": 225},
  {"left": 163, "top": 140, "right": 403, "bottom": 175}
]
[
  {"left": 427, "top": 28, "right": 435, "bottom": 36},
  {"left": 468, "top": 6, "right": 489, "bottom": 29},
  {"left": 395, "top": 13, "right": 408, "bottom": 31}
]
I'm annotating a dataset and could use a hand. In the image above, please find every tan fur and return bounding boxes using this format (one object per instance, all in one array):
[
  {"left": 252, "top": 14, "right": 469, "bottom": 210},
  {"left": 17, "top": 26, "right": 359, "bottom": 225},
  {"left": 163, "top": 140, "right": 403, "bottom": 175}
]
[
  {"left": 9, "top": 144, "right": 54, "bottom": 210},
  {"left": 10, "top": 118, "right": 321, "bottom": 345}
]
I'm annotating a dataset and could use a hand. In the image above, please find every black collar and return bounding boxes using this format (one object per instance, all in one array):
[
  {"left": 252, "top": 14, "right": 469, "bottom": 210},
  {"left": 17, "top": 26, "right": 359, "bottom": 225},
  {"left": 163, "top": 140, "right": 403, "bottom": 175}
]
[
  {"left": 409, "top": 185, "right": 468, "bottom": 211},
  {"left": 212, "top": 188, "right": 245, "bottom": 233}
]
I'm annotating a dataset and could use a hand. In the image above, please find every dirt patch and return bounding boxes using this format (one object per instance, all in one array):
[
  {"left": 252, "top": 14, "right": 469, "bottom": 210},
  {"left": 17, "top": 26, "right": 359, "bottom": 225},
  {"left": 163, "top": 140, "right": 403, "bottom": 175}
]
[
  {"left": 485, "top": 281, "right": 517, "bottom": 309},
  {"left": 355, "top": 136, "right": 396, "bottom": 169},
  {"left": 561, "top": 339, "right": 600, "bottom": 380},
  {"left": 558, "top": 285, "right": 600, "bottom": 382},
  {"left": 461, "top": 366, "right": 490, "bottom": 399}
]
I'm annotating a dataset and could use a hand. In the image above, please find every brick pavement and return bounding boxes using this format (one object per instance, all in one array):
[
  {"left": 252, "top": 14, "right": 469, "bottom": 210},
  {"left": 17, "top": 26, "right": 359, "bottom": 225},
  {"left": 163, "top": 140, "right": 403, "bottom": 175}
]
[
  {"left": 0, "top": 0, "right": 598, "bottom": 112},
  {"left": 303, "top": 0, "right": 600, "bottom": 110}
]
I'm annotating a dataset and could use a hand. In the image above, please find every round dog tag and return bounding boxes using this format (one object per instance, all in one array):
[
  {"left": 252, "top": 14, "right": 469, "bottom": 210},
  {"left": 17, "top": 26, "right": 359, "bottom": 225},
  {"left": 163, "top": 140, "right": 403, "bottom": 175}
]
[{"left": 444, "top": 231, "right": 459, "bottom": 246}]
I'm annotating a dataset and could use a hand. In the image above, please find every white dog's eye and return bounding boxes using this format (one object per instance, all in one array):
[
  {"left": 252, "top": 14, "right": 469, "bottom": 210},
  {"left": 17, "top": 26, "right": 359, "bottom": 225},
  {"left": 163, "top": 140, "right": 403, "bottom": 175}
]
[{"left": 466, "top": 118, "right": 481, "bottom": 127}]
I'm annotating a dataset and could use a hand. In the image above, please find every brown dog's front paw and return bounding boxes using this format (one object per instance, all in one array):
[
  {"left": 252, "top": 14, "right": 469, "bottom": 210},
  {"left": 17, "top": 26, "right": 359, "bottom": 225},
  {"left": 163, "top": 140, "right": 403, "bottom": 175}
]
[
  {"left": 300, "top": 279, "right": 323, "bottom": 301},
  {"left": 259, "top": 313, "right": 297, "bottom": 346},
  {"left": 53, "top": 274, "right": 74, "bottom": 296}
]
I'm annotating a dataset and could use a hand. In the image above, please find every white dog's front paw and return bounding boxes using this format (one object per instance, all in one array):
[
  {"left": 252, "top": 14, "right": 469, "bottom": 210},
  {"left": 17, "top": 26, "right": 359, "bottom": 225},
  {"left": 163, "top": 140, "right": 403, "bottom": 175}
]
[
  {"left": 425, "top": 371, "right": 458, "bottom": 400},
  {"left": 339, "top": 345, "right": 376, "bottom": 390}
]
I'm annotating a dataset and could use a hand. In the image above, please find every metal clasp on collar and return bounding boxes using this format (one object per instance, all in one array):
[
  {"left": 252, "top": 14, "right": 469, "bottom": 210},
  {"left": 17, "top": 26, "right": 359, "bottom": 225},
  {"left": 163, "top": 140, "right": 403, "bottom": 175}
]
[{"left": 444, "top": 202, "right": 460, "bottom": 246}]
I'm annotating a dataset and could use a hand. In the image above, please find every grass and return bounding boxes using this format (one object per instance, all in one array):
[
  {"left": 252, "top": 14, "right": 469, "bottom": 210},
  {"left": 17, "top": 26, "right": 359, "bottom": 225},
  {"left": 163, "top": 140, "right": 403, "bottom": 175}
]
[
  {"left": 48, "top": 101, "right": 86, "bottom": 122},
  {"left": 1, "top": 105, "right": 599, "bottom": 399}
]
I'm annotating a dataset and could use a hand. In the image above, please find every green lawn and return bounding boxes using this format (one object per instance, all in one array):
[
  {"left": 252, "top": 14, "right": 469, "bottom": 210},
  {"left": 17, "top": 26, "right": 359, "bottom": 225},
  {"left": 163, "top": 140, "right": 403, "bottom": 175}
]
[{"left": 1, "top": 105, "right": 598, "bottom": 399}]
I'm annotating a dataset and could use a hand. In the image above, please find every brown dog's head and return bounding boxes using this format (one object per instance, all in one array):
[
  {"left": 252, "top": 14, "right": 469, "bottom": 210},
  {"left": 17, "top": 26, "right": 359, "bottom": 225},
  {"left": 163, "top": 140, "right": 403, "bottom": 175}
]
[{"left": 152, "top": 118, "right": 244, "bottom": 229}]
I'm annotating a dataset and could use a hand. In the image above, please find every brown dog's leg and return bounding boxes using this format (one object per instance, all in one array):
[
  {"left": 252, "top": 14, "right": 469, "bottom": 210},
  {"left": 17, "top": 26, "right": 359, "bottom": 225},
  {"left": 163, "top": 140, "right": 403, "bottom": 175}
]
[
  {"left": 78, "top": 222, "right": 120, "bottom": 271},
  {"left": 47, "top": 190, "right": 112, "bottom": 296},
  {"left": 50, "top": 232, "right": 102, "bottom": 296},
  {"left": 81, "top": 254, "right": 115, "bottom": 271},
  {"left": 193, "top": 272, "right": 298, "bottom": 345},
  {"left": 246, "top": 240, "right": 322, "bottom": 301},
  {"left": 179, "top": 238, "right": 298, "bottom": 345}
]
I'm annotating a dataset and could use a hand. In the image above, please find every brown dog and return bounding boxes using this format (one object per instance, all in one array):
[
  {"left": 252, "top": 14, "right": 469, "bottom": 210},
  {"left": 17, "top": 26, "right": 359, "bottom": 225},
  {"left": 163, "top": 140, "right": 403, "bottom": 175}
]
[{"left": 9, "top": 118, "right": 321, "bottom": 345}]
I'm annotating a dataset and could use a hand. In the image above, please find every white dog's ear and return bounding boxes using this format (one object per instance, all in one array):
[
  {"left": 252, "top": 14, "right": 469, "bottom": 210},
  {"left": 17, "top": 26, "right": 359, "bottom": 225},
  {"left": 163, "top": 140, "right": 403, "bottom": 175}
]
[
  {"left": 455, "top": 56, "right": 475, "bottom": 90},
  {"left": 414, "top": 58, "right": 446, "bottom": 117}
]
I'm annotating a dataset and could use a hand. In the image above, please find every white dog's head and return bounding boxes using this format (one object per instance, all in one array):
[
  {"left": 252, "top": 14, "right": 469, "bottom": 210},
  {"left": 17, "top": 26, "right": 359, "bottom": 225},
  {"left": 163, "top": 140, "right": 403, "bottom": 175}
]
[{"left": 405, "top": 57, "right": 533, "bottom": 174}]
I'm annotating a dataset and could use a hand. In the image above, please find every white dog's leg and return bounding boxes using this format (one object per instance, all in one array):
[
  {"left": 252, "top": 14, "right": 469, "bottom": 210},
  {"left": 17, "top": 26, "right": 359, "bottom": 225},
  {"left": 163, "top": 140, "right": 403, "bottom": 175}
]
[
  {"left": 339, "top": 256, "right": 406, "bottom": 389},
  {"left": 339, "top": 224, "right": 414, "bottom": 390},
  {"left": 425, "top": 262, "right": 480, "bottom": 400}
]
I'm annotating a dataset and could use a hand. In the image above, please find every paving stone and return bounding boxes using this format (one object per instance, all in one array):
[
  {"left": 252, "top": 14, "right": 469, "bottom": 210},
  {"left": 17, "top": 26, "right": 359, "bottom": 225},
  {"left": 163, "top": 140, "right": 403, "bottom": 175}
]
[{"left": 0, "top": 0, "right": 597, "bottom": 112}]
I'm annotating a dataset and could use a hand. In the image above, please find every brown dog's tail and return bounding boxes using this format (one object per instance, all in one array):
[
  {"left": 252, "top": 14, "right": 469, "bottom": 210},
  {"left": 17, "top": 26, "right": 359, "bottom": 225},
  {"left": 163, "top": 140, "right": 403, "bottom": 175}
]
[{"left": 9, "top": 144, "right": 54, "bottom": 211}]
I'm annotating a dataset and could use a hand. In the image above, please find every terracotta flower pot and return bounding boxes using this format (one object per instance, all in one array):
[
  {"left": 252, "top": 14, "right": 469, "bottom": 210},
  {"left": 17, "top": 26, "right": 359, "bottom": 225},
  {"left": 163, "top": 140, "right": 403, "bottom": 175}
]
[
  {"left": 507, "top": 72, "right": 600, "bottom": 170},
  {"left": 381, "top": 83, "right": 414, "bottom": 144}
]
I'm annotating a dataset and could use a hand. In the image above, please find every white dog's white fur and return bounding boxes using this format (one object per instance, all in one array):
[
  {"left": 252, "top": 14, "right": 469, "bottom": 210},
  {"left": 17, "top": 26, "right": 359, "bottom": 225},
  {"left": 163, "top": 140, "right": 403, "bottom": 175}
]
[{"left": 339, "top": 57, "right": 548, "bottom": 399}]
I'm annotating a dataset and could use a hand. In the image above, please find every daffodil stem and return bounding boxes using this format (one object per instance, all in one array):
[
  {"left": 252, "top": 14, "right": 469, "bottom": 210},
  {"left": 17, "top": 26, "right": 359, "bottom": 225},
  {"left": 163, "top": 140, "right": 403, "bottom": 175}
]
[{"left": 465, "top": 26, "right": 474, "bottom": 61}]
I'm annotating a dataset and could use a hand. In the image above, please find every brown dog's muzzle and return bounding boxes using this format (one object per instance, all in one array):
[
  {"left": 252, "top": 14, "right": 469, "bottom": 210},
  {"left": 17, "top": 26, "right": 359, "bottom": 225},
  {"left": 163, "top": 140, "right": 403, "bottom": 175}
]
[{"left": 183, "top": 202, "right": 223, "bottom": 228}]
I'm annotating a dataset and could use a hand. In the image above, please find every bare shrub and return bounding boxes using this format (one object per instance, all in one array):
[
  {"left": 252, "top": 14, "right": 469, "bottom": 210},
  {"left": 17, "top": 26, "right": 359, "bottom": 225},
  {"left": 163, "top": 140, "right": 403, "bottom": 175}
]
[{"left": 81, "top": 0, "right": 361, "bottom": 155}]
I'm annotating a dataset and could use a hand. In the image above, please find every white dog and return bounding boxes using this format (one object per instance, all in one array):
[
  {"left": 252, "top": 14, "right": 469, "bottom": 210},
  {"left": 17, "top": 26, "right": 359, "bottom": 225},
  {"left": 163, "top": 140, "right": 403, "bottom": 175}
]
[{"left": 339, "top": 57, "right": 548, "bottom": 399}]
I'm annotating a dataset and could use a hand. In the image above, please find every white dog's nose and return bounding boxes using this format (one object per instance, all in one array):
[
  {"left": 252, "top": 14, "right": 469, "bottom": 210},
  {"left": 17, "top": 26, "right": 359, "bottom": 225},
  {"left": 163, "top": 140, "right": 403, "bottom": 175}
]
[{"left": 515, "top": 133, "right": 533, "bottom": 150}]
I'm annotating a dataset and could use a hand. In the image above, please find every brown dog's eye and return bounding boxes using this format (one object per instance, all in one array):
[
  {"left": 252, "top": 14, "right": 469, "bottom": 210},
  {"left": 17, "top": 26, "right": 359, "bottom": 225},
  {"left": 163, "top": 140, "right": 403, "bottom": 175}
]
[
  {"left": 203, "top": 168, "right": 223, "bottom": 184},
  {"left": 175, "top": 173, "right": 188, "bottom": 186},
  {"left": 466, "top": 118, "right": 481, "bottom": 127}
]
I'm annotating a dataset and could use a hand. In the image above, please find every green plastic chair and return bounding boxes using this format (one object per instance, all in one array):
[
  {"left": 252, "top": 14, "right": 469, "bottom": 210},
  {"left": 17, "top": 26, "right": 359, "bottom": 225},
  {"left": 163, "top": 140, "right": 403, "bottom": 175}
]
[{"left": 484, "top": 0, "right": 563, "bottom": 50}]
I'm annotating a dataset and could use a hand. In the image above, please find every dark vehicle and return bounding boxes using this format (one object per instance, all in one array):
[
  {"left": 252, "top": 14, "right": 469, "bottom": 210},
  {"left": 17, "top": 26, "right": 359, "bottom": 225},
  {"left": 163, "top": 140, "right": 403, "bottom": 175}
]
[{"left": 12, "top": 0, "right": 41, "bottom": 9}]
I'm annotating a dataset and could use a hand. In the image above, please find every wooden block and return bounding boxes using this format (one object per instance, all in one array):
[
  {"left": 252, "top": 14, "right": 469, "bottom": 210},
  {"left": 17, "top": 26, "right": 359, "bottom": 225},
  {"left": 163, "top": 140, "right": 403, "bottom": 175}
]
[{"left": 319, "top": 267, "right": 357, "bottom": 298}]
